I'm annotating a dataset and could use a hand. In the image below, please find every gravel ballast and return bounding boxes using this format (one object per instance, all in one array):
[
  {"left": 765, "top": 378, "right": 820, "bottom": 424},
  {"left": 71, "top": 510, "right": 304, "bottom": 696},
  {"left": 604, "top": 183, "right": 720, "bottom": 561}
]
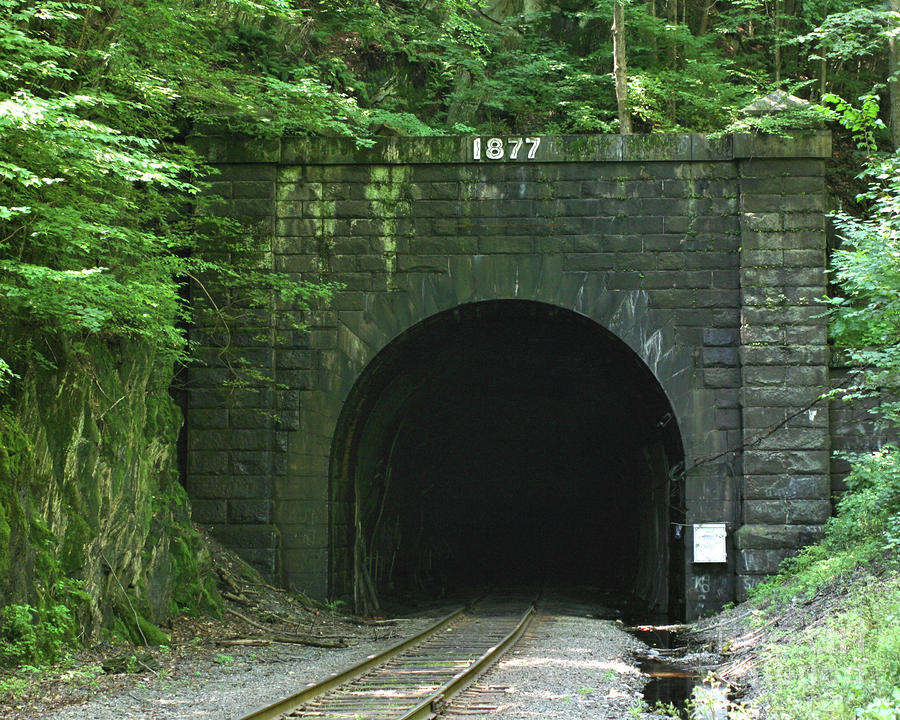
[{"left": 6, "top": 595, "right": 677, "bottom": 720}]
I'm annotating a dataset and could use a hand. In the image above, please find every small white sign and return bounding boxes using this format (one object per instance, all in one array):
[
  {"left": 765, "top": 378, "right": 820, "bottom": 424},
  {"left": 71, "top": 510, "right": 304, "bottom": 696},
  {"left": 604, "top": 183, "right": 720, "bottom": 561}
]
[{"left": 693, "top": 523, "right": 727, "bottom": 563}]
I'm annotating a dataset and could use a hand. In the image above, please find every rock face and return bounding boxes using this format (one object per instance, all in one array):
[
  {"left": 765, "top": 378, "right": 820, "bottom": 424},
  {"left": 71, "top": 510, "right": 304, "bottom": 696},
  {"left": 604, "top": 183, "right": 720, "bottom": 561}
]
[{"left": 0, "top": 338, "right": 217, "bottom": 651}]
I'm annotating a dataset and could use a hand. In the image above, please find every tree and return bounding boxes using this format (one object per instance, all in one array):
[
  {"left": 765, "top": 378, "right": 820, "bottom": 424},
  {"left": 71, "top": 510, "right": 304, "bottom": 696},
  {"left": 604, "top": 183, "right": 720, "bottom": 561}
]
[{"left": 613, "top": 0, "right": 633, "bottom": 133}]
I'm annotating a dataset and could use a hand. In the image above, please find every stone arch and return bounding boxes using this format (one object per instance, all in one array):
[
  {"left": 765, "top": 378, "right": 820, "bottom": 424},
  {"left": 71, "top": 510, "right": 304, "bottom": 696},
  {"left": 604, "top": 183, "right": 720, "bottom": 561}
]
[{"left": 313, "top": 256, "right": 702, "bottom": 615}]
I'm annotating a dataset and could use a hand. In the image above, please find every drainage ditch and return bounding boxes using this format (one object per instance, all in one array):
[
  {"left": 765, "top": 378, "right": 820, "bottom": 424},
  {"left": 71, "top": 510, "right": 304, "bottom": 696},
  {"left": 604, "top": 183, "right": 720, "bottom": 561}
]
[{"left": 629, "top": 625, "right": 729, "bottom": 719}]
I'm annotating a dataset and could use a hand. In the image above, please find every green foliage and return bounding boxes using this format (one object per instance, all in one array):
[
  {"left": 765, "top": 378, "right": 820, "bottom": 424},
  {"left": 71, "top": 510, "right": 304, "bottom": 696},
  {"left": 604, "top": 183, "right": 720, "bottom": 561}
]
[
  {"left": 0, "top": 602, "right": 75, "bottom": 667},
  {"left": 759, "top": 575, "right": 900, "bottom": 720},
  {"left": 857, "top": 689, "right": 900, "bottom": 720},
  {"left": 0, "top": 0, "right": 343, "bottom": 396}
]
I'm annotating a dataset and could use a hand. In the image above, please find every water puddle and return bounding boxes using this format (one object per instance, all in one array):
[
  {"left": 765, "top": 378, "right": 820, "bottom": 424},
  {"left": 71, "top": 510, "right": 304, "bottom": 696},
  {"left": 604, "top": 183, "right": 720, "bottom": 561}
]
[
  {"left": 629, "top": 624, "right": 728, "bottom": 719},
  {"left": 638, "top": 657, "right": 701, "bottom": 716}
]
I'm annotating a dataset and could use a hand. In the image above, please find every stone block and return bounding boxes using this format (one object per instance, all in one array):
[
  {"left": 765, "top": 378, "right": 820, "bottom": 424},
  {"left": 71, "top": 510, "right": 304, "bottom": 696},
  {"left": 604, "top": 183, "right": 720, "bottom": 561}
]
[
  {"left": 695, "top": 289, "right": 740, "bottom": 308},
  {"left": 741, "top": 345, "right": 828, "bottom": 366},
  {"left": 276, "top": 410, "right": 300, "bottom": 432},
  {"left": 231, "top": 198, "right": 273, "bottom": 217},
  {"left": 673, "top": 270, "right": 713, "bottom": 288},
  {"left": 743, "top": 498, "right": 832, "bottom": 524},
  {"left": 230, "top": 450, "right": 273, "bottom": 475},
  {"left": 702, "top": 347, "right": 739, "bottom": 367},
  {"left": 703, "top": 328, "right": 739, "bottom": 347},
  {"left": 747, "top": 427, "right": 830, "bottom": 450},
  {"left": 563, "top": 253, "right": 616, "bottom": 271},
  {"left": 209, "top": 523, "right": 278, "bottom": 551},
  {"left": 236, "top": 548, "right": 277, "bottom": 578},
  {"left": 615, "top": 252, "right": 658, "bottom": 271},
  {"left": 397, "top": 255, "right": 449, "bottom": 273},
  {"left": 735, "top": 524, "right": 824, "bottom": 550},
  {"left": 685, "top": 500, "right": 734, "bottom": 524},
  {"left": 281, "top": 524, "right": 329, "bottom": 549},
  {"left": 685, "top": 474, "right": 736, "bottom": 501},
  {"left": 783, "top": 249, "right": 825, "bottom": 267},
  {"left": 479, "top": 236, "right": 535, "bottom": 254},
  {"left": 783, "top": 214, "right": 826, "bottom": 232},
  {"left": 737, "top": 548, "right": 795, "bottom": 574},
  {"left": 233, "top": 181, "right": 275, "bottom": 199},
  {"left": 188, "top": 450, "right": 227, "bottom": 475},
  {"left": 704, "top": 368, "right": 741, "bottom": 388},
  {"left": 784, "top": 324, "right": 827, "bottom": 345},
  {"left": 228, "top": 499, "right": 272, "bottom": 524},
  {"left": 743, "top": 449, "right": 829, "bottom": 475},
  {"left": 743, "top": 386, "right": 825, "bottom": 408},
  {"left": 274, "top": 474, "right": 328, "bottom": 501},
  {"left": 273, "top": 501, "right": 327, "bottom": 526},
  {"left": 191, "top": 499, "right": 227, "bottom": 524},
  {"left": 716, "top": 408, "right": 742, "bottom": 429},
  {"left": 743, "top": 365, "right": 827, "bottom": 387},
  {"left": 188, "top": 409, "right": 228, "bottom": 430},
  {"left": 646, "top": 289, "right": 696, "bottom": 308},
  {"left": 742, "top": 213, "right": 781, "bottom": 231},
  {"left": 228, "top": 476, "right": 273, "bottom": 499},
  {"left": 684, "top": 252, "right": 738, "bottom": 270},
  {"left": 658, "top": 253, "right": 686, "bottom": 270}
]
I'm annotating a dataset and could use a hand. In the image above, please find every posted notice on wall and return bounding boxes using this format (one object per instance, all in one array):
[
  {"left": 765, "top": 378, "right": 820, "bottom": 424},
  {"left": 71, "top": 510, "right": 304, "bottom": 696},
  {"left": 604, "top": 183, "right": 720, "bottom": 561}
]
[{"left": 693, "top": 523, "right": 728, "bottom": 563}]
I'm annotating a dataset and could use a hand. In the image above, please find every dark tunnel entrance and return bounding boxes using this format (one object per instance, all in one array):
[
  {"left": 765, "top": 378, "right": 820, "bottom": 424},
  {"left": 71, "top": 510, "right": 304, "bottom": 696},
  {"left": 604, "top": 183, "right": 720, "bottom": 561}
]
[{"left": 329, "top": 301, "right": 685, "bottom": 617}]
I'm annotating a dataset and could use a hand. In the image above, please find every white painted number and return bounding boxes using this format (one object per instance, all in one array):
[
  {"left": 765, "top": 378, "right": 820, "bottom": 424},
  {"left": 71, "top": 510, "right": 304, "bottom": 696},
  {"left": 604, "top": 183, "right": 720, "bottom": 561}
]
[
  {"left": 486, "top": 137, "right": 505, "bottom": 159},
  {"left": 472, "top": 137, "right": 541, "bottom": 161}
]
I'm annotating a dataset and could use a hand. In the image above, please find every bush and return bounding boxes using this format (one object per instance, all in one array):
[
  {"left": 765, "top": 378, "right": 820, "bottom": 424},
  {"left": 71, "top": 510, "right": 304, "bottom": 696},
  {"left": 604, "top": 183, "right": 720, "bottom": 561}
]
[{"left": 0, "top": 602, "right": 75, "bottom": 667}]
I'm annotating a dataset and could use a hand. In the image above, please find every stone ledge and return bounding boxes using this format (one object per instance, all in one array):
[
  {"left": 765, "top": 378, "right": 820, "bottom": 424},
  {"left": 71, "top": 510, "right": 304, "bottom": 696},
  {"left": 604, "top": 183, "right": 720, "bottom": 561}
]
[{"left": 188, "top": 132, "right": 832, "bottom": 165}]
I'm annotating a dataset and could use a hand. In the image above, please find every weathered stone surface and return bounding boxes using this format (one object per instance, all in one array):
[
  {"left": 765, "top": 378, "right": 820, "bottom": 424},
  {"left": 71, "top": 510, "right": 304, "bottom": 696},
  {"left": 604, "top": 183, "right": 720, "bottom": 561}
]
[
  {"left": 184, "top": 132, "right": 836, "bottom": 621},
  {"left": 738, "top": 548, "right": 797, "bottom": 574},
  {"left": 743, "top": 498, "right": 832, "bottom": 525},
  {"left": 1, "top": 338, "right": 219, "bottom": 646},
  {"left": 735, "top": 524, "right": 825, "bottom": 549}
]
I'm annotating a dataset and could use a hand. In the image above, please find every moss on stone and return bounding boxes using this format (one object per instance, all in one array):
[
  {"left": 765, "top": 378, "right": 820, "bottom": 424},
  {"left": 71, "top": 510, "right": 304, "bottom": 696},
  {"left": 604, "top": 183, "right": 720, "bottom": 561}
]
[{"left": 0, "top": 337, "right": 220, "bottom": 664}]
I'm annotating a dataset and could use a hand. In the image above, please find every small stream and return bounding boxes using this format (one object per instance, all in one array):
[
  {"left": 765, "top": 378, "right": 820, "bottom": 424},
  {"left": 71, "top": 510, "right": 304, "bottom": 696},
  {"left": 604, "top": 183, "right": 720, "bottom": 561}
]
[{"left": 630, "top": 626, "right": 729, "bottom": 719}]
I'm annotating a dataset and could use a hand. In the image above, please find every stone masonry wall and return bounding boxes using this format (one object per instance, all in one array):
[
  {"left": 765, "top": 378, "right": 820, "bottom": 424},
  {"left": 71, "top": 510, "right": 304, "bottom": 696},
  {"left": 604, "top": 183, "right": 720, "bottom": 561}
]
[
  {"left": 185, "top": 133, "right": 832, "bottom": 618},
  {"left": 734, "top": 137, "right": 831, "bottom": 599}
]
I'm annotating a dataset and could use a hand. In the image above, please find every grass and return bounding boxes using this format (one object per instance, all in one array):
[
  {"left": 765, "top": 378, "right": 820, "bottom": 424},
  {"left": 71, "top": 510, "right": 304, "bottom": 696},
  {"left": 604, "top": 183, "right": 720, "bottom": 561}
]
[{"left": 757, "top": 572, "right": 900, "bottom": 720}]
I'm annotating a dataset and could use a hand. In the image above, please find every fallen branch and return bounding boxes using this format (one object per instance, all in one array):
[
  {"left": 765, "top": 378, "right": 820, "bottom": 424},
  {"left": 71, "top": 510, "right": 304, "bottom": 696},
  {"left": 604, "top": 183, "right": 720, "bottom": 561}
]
[
  {"left": 719, "top": 656, "right": 755, "bottom": 679},
  {"left": 687, "top": 611, "right": 754, "bottom": 634},
  {"left": 218, "top": 635, "right": 346, "bottom": 648}
]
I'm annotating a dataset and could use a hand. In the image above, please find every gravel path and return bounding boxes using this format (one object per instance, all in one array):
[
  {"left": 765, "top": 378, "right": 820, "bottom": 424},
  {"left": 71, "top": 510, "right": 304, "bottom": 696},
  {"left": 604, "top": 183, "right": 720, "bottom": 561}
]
[
  {"left": 29, "top": 596, "right": 667, "bottom": 720},
  {"left": 35, "top": 618, "right": 436, "bottom": 720}
]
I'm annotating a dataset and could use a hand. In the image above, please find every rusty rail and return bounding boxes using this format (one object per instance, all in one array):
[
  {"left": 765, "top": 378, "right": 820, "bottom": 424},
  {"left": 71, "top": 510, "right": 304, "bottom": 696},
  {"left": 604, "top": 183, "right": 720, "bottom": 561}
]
[{"left": 233, "top": 598, "right": 536, "bottom": 720}]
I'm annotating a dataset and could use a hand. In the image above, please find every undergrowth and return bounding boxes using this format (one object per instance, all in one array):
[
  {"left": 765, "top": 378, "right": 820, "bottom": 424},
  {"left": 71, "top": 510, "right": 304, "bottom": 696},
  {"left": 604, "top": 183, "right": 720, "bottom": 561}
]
[
  {"left": 758, "top": 573, "right": 900, "bottom": 720},
  {"left": 747, "top": 443, "right": 900, "bottom": 718}
]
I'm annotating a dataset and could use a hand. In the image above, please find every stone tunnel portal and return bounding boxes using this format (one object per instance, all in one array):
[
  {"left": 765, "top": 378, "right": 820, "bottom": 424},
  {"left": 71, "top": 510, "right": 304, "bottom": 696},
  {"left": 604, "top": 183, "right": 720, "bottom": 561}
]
[{"left": 330, "top": 300, "right": 685, "bottom": 616}]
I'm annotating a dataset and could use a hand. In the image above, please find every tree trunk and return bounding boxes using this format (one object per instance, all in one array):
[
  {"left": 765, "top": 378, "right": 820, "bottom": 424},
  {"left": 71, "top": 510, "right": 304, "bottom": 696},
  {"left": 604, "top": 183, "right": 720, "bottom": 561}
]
[
  {"left": 647, "top": 0, "right": 658, "bottom": 63},
  {"left": 667, "top": 0, "right": 678, "bottom": 66},
  {"left": 774, "top": 0, "right": 782, "bottom": 85},
  {"left": 697, "top": 0, "right": 714, "bottom": 37},
  {"left": 891, "top": 0, "right": 900, "bottom": 149},
  {"left": 613, "top": 0, "right": 632, "bottom": 134},
  {"left": 818, "top": 58, "right": 826, "bottom": 98}
]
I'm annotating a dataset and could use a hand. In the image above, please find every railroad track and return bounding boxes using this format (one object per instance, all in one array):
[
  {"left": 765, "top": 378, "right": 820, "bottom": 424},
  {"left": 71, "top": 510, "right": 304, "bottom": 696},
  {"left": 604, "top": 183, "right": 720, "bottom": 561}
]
[{"left": 235, "top": 597, "right": 536, "bottom": 720}]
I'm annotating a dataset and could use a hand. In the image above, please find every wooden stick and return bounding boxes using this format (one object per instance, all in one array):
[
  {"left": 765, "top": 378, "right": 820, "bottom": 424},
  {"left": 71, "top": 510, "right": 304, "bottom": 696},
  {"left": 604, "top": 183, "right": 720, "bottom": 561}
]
[{"left": 217, "top": 636, "right": 346, "bottom": 648}]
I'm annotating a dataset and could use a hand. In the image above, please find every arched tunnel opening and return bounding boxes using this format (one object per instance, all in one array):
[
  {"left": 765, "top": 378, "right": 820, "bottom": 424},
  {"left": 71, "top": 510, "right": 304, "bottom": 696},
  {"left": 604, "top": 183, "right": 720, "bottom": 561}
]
[{"left": 329, "top": 300, "right": 685, "bottom": 618}]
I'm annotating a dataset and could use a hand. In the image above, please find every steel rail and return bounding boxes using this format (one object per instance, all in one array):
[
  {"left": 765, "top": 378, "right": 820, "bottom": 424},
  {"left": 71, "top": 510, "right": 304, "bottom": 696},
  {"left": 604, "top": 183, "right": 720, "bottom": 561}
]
[
  {"left": 398, "top": 603, "right": 536, "bottom": 720},
  {"left": 233, "top": 606, "right": 466, "bottom": 720}
]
